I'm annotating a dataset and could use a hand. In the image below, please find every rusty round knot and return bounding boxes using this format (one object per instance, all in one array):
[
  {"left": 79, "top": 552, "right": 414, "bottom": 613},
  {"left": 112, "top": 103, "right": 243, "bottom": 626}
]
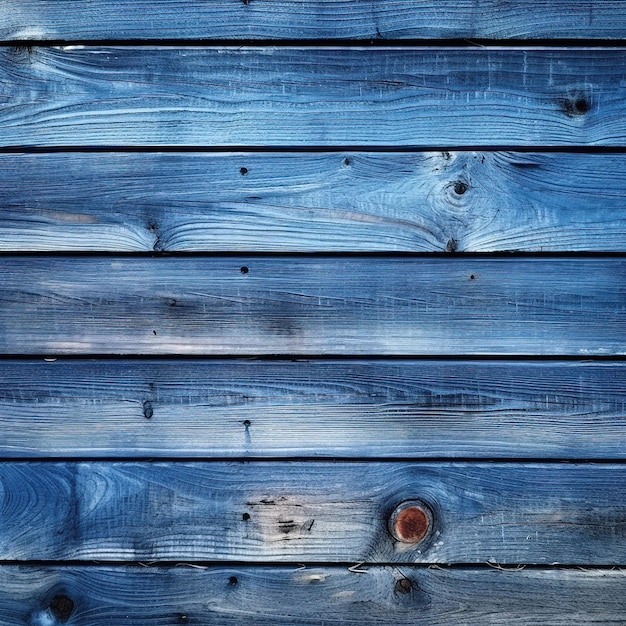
[{"left": 388, "top": 500, "right": 433, "bottom": 545}]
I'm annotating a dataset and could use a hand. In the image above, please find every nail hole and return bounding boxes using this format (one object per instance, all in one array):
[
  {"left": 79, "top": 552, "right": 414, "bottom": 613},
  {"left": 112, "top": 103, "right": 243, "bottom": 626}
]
[
  {"left": 470, "top": 274, "right": 475, "bottom": 280},
  {"left": 343, "top": 157, "right": 351, "bottom": 166},
  {"left": 240, "top": 167, "right": 248, "bottom": 175},
  {"left": 229, "top": 576, "right": 238, "bottom": 585},
  {"left": 240, "top": 266, "right": 249, "bottom": 274},
  {"left": 143, "top": 401, "right": 153, "bottom": 419},
  {"left": 453, "top": 181, "right": 468, "bottom": 195},
  {"left": 243, "top": 419, "right": 251, "bottom": 427},
  {"left": 242, "top": 512, "right": 251, "bottom": 521},
  {"left": 574, "top": 97, "right": 590, "bottom": 114},
  {"left": 561, "top": 96, "right": 591, "bottom": 117},
  {"left": 49, "top": 595, "right": 74, "bottom": 622}
]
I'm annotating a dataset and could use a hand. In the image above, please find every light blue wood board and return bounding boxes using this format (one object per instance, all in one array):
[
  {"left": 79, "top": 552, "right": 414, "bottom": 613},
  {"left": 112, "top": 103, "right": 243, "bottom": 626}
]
[
  {"left": 0, "top": 48, "right": 623, "bottom": 146},
  {"left": 2, "top": 565, "right": 626, "bottom": 625},
  {"left": 1, "top": 461, "right": 625, "bottom": 563},
  {"left": 0, "top": 256, "right": 624, "bottom": 355},
  {"left": 2, "top": 151, "right": 626, "bottom": 252},
  {"left": 1, "top": 359, "right": 626, "bottom": 458},
  {"left": 2, "top": 1, "right": 626, "bottom": 40}
]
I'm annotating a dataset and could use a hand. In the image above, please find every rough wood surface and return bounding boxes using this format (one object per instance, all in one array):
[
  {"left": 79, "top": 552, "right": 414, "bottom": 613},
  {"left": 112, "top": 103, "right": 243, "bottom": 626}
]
[
  {"left": 1, "top": 461, "right": 625, "bottom": 563},
  {"left": 0, "top": 256, "right": 624, "bottom": 356},
  {"left": 2, "top": 359, "right": 626, "bottom": 459},
  {"left": 0, "top": 47, "right": 623, "bottom": 147},
  {"left": 2, "top": 1, "right": 626, "bottom": 40},
  {"left": 2, "top": 151, "right": 626, "bottom": 252},
  {"left": 2, "top": 565, "right": 625, "bottom": 625}
]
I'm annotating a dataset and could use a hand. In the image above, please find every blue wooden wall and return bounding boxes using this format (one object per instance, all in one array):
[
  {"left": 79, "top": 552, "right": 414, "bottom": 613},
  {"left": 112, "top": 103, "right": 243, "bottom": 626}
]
[{"left": 0, "top": 2, "right": 625, "bottom": 624}]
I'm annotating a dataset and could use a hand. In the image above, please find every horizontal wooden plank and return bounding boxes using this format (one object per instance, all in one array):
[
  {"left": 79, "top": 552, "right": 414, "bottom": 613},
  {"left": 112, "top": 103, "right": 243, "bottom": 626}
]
[
  {"left": 0, "top": 256, "right": 624, "bottom": 356},
  {"left": 2, "top": 359, "right": 626, "bottom": 459},
  {"left": 1, "top": 461, "right": 626, "bottom": 563},
  {"left": 2, "top": 565, "right": 625, "bottom": 625},
  {"left": 3, "top": 151, "right": 626, "bottom": 252},
  {"left": 0, "top": 47, "right": 624, "bottom": 147},
  {"left": 3, "top": 1, "right": 626, "bottom": 40}
]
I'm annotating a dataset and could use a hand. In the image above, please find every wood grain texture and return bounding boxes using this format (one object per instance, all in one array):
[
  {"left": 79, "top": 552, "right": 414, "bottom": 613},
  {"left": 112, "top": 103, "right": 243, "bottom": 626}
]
[
  {"left": 0, "top": 47, "right": 623, "bottom": 147},
  {"left": 2, "top": 1, "right": 626, "bottom": 40},
  {"left": 2, "top": 359, "right": 626, "bottom": 459},
  {"left": 1, "top": 461, "right": 626, "bottom": 563},
  {"left": 0, "top": 256, "right": 624, "bottom": 356},
  {"left": 3, "top": 151, "right": 626, "bottom": 252},
  {"left": 2, "top": 565, "right": 626, "bottom": 625}
]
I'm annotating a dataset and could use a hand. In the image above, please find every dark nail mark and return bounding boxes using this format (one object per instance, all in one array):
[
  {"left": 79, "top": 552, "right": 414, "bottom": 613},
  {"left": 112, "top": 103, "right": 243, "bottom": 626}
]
[
  {"left": 49, "top": 595, "right": 74, "bottom": 622},
  {"left": 240, "top": 266, "right": 249, "bottom": 274},
  {"left": 240, "top": 166, "right": 248, "bottom": 175},
  {"left": 143, "top": 401, "right": 153, "bottom": 419},
  {"left": 167, "top": 298, "right": 177, "bottom": 307},
  {"left": 152, "top": 330, "right": 157, "bottom": 335},
  {"left": 178, "top": 614, "right": 189, "bottom": 624},
  {"left": 445, "top": 238, "right": 457, "bottom": 253},
  {"left": 343, "top": 157, "right": 351, "bottom": 166},
  {"left": 229, "top": 576, "right": 238, "bottom": 586},
  {"left": 470, "top": 274, "right": 475, "bottom": 280},
  {"left": 242, "top": 512, "right": 251, "bottom": 521},
  {"left": 243, "top": 419, "right": 251, "bottom": 427}
]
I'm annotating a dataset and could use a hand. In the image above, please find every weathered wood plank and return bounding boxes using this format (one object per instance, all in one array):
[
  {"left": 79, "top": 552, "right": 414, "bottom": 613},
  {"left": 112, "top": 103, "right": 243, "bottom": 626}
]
[
  {"left": 3, "top": 151, "right": 626, "bottom": 252},
  {"left": 2, "top": 1, "right": 626, "bottom": 40},
  {"left": 0, "top": 256, "right": 624, "bottom": 356},
  {"left": 2, "top": 359, "right": 626, "bottom": 459},
  {"left": 2, "top": 565, "right": 625, "bottom": 625},
  {"left": 0, "top": 47, "right": 623, "bottom": 147},
  {"left": 1, "top": 461, "right": 625, "bottom": 563}
]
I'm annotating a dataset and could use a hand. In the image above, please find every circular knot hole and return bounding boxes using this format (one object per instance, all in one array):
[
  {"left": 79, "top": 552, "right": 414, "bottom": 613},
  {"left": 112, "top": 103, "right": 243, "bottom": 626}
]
[
  {"left": 395, "top": 578, "right": 413, "bottom": 594},
  {"left": 454, "top": 181, "right": 468, "bottom": 195},
  {"left": 389, "top": 501, "right": 433, "bottom": 545},
  {"left": 49, "top": 595, "right": 74, "bottom": 622}
]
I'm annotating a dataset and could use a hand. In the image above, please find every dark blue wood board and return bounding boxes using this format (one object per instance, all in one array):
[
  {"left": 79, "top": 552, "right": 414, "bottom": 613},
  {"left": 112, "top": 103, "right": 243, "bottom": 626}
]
[
  {"left": 2, "top": 359, "right": 626, "bottom": 459},
  {"left": 1, "top": 461, "right": 625, "bottom": 563},
  {"left": 2, "top": 1, "right": 626, "bottom": 40},
  {"left": 0, "top": 47, "right": 623, "bottom": 147},
  {"left": 2, "top": 565, "right": 626, "bottom": 625},
  {"left": 0, "top": 256, "right": 624, "bottom": 356},
  {"left": 2, "top": 151, "right": 626, "bottom": 252}
]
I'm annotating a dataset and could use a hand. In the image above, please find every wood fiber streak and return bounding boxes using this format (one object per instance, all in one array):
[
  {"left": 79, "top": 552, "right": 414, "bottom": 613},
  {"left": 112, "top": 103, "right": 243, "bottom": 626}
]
[
  {"left": 2, "top": 151, "right": 626, "bottom": 252},
  {"left": 0, "top": 256, "right": 624, "bottom": 356},
  {"left": 1, "top": 462, "right": 626, "bottom": 563},
  {"left": 0, "top": 48, "right": 623, "bottom": 147},
  {"left": 1, "top": 0, "right": 626, "bottom": 40},
  {"left": 1, "top": 565, "right": 625, "bottom": 625},
  {"left": 1, "top": 359, "right": 626, "bottom": 458}
]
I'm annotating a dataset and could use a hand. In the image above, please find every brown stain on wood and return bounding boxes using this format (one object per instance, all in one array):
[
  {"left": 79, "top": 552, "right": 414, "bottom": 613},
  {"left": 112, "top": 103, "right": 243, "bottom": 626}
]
[{"left": 390, "top": 502, "right": 432, "bottom": 545}]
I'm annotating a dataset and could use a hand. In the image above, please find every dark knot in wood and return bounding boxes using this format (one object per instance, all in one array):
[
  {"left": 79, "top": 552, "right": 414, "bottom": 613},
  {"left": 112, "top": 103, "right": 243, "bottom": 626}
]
[{"left": 49, "top": 594, "right": 74, "bottom": 622}]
